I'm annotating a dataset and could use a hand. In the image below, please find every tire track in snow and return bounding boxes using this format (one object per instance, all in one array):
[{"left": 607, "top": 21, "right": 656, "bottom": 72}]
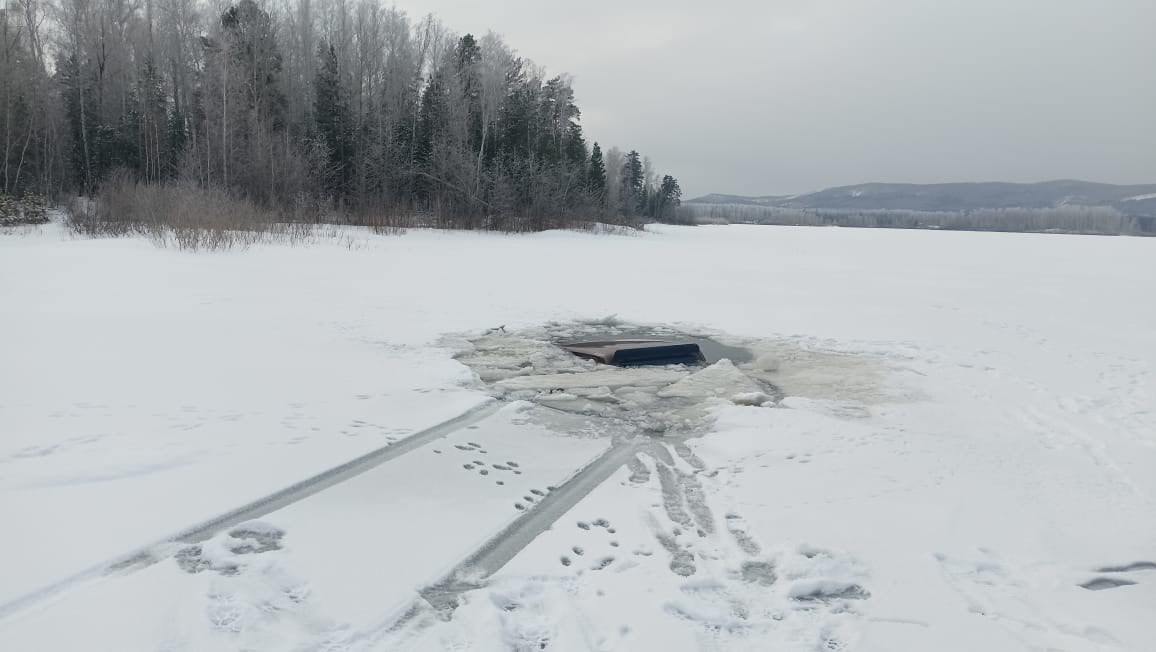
[
  {"left": 420, "top": 441, "right": 642, "bottom": 608},
  {"left": 356, "top": 439, "right": 643, "bottom": 646},
  {"left": 0, "top": 399, "right": 502, "bottom": 623},
  {"left": 171, "top": 399, "right": 502, "bottom": 544}
]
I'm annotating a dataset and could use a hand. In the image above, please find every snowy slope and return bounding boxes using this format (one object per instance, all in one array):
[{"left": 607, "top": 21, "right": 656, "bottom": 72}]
[{"left": 1, "top": 222, "right": 1154, "bottom": 650}]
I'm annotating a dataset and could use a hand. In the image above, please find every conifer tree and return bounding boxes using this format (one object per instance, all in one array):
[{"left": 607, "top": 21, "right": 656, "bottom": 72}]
[
  {"left": 314, "top": 41, "right": 352, "bottom": 196},
  {"left": 587, "top": 143, "right": 606, "bottom": 199},
  {"left": 620, "top": 150, "right": 643, "bottom": 216},
  {"left": 656, "top": 174, "right": 682, "bottom": 220}
]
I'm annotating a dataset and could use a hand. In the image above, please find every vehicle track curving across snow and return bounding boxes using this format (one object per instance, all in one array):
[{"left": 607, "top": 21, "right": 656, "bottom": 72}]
[
  {"left": 338, "top": 437, "right": 646, "bottom": 649},
  {"left": 0, "top": 399, "right": 502, "bottom": 623}
]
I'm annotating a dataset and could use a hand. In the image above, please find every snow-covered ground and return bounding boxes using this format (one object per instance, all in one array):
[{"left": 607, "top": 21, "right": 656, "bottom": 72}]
[{"left": 1, "top": 222, "right": 1154, "bottom": 650}]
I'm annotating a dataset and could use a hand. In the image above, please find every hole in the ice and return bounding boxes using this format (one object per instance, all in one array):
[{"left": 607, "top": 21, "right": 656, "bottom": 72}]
[{"left": 454, "top": 321, "right": 790, "bottom": 439}]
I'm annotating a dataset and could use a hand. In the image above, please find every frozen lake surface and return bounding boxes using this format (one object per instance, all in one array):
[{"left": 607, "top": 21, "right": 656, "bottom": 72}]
[{"left": 1, "top": 222, "right": 1154, "bottom": 650}]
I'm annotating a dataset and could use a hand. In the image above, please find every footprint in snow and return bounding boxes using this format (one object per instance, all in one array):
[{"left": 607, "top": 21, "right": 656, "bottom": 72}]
[
  {"left": 1095, "top": 561, "right": 1156, "bottom": 573},
  {"left": 591, "top": 556, "right": 614, "bottom": 571},
  {"left": 1078, "top": 560, "right": 1154, "bottom": 590},
  {"left": 738, "top": 560, "right": 776, "bottom": 586},
  {"left": 1080, "top": 577, "right": 1137, "bottom": 591}
]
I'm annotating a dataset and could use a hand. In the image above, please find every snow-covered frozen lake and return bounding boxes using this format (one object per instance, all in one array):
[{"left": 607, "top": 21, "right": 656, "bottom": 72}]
[{"left": 1, "top": 223, "right": 1154, "bottom": 650}]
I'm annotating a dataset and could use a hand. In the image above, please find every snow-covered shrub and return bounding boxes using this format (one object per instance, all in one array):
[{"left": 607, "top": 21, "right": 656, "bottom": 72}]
[{"left": 66, "top": 170, "right": 317, "bottom": 250}]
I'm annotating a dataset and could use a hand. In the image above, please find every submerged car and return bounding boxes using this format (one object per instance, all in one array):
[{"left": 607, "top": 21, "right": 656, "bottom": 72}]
[{"left": 560, "top": 339, "right": 705, "bottom": 366}]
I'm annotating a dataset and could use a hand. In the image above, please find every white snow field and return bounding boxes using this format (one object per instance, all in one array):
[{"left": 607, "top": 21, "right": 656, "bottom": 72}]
[{"left": 1, "top": 222, "right": 1155, "bottom": 651}]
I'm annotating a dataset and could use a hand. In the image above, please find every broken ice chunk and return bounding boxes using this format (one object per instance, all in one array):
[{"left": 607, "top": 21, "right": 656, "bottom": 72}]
[{"left": 657, "top": 360, "right": 764, "bottom": 400}]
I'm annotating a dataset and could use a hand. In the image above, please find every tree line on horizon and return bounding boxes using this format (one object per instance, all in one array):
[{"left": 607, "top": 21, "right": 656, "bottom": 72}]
[
  {"left": 676, "top": 202, "right": 1156, "bottom": 236},
  {"left": 0, "top": 0, "right": 682, "bottom": 230}
]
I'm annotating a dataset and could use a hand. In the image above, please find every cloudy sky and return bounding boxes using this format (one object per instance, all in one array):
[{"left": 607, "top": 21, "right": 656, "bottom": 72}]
[{"left": 404, "top": 0, "right": 1156, "bottom": 197}]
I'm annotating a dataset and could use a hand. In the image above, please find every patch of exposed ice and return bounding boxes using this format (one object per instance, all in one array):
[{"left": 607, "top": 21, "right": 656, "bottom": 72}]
[
  {"left": 657, "top": 360, "right": 764, "bottom": 400},
  {"left": 743, "top": 341, "right": 890, "bottom": 404},
  {"left": 454, "top": 335, "right": 592, "bottom": 382},
  {"left": 451, "top": 325, "right": 883, "bottom": 436},
  {"left": 455, "top": 327, "right": 769, "bottom": 435},
  {"left": 496, "top": 368, "right": 687, "bottom": 392}
]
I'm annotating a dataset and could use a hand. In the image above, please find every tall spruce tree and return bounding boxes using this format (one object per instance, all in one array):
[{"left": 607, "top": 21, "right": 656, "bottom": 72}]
[
  {"left": 314, "top": 41, "right": 351, "bottom": 196},
  {"left": 414, "top": 69, "right": 446, "bottom": 203},
  {"left": 620, "top": 150, "right": 643, "bottom": 216},
  {"left": 656, "top": 174, "right": 682, "bottom": 220},
  {"left": 587, "top": 142, "right": 606, "bottom": 199}
]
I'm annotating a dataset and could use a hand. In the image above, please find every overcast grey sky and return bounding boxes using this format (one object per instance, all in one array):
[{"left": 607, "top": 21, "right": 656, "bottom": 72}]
[{"left": 403, "top": 0, "right": 1156, "bottom": 197}]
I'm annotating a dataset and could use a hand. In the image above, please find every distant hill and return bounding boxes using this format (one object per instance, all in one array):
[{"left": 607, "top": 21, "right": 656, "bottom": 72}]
[{"left": 688, "top": 180, "right": 1156, "bottom": 217}]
